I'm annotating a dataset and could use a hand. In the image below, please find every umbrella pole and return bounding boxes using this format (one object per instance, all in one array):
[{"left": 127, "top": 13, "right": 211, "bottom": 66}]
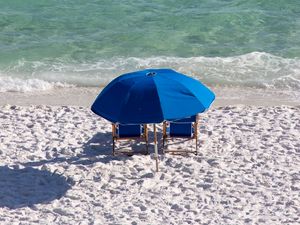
[{"left": 153, "top": 124, "right": 159, "bottom": 172}]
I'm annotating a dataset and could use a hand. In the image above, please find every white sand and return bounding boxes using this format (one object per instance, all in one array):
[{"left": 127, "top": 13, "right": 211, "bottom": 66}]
[
  {"left": 0, "top": 104, "right": 299, "bottom": 224},
  {"left": 0, "top": 86, "right": 299, "bottom": 107}
]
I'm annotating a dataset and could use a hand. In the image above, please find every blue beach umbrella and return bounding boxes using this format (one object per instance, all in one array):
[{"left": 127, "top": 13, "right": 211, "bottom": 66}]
[{"left": 91, "top": 69, "right": 215, "bottom": 171}]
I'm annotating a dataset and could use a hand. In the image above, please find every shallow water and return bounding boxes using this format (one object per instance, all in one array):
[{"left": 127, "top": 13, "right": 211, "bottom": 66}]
[{"left": 0, "top": 1, "right": 300, "bottom": 94}]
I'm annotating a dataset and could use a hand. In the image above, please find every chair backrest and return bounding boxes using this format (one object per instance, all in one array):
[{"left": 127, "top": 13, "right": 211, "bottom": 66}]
[
  {"left": 172, "top": 115, "right": 197, "bottom": 123},
  {"left": 117, "top": 124, "right": 142, "bottom": 138},
  {"left": 169, "top": 115, "right": 197, "bottom": 137}
]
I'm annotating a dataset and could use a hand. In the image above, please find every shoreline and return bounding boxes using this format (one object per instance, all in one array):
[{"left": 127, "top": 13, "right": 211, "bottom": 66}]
[{"left": 0, "top": 86, "right": 299, "bottom": 107}]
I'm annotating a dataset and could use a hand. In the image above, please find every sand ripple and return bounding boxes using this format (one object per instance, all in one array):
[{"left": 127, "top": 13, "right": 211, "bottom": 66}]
[{"left": 0, "top": 105, "right": 299, "bottom": 224}]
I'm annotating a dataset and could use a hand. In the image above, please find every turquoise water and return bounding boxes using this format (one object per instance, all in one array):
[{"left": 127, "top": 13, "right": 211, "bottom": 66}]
[{"left": 0, "top": 0, "right": 300, "bottom": 92}]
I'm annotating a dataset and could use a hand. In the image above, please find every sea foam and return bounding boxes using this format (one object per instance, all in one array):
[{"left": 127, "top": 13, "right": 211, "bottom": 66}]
[
  {"left": 0, "top": 52, "right": 299, "bottom": 92},
  {"left": 0, "top": 76, "right": 73, "bottom": 93}
]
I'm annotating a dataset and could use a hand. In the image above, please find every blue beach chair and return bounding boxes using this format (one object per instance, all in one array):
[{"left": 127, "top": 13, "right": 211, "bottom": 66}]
[
  {"left": 112, "top": 124, "right": 149, "bottom": 156},
  {"left": 162, "top": 115, "right": 198, "bottom": 154}
]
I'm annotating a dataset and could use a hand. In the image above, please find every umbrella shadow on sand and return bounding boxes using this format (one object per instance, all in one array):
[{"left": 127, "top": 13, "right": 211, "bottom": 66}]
[
  {"left": 22, "top": 130, "right": 150, "bottom": 168},
  {"left": 0, "top": 166, "right": 71, "bottom": 209},
  {"left": 10, "top": 131, "right": 159, "bottom": 209},
  {"left": 67, "top": 130, "right": 155, "bottom": 165}
]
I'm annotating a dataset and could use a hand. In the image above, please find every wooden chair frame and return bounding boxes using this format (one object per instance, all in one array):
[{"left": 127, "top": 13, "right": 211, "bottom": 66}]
[
  {"left": 112, "top": 124, "right": 149, "bottom": 156},
  {"left": 162, "top": 116, "right": 198, "bottom": 155}
]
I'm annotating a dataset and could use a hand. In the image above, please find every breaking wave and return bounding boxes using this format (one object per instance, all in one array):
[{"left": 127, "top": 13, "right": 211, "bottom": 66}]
[{"left": 1, "top": 52, "right": 299, "bottom": 92}]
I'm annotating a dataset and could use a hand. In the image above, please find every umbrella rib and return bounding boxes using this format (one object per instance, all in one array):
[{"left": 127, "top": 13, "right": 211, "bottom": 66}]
[
  {"left": 117, "top": 77, "right": 164, "bottom": 124},
  {"left": 158, "top": 75, "right": 207, "bottom": 113},
  {"left": 163, "top": 77, "right": 206, "bottom": 111},
  {"left": 151, "top": 78, "right": 164, "bottom": 122},
  {"left": 116, "top": 79, "right": 140, "bottom": 124}
]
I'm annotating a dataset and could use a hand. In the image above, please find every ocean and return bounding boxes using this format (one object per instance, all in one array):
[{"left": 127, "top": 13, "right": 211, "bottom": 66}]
[{"left": 0, "top": 0, "right": 300, "bottom": 95}]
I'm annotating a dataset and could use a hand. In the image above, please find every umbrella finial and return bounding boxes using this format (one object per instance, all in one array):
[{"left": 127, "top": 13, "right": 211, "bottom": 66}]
[{"left": 146, "top": 72, "right": 156, "bottom": 76}]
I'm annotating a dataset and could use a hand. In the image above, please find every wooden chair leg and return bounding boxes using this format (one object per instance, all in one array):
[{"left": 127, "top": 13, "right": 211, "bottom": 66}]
[
  {"left": 194, "top": 119, "right": 198, "bottom": 155},
  {"left": 162, "top": 137, "right": 167, "bottom": 154},
  {"left": 144, "top": 125, "right": 149, "bottom": 155},
  {"left": 112, "top": 124, "right": 116, "bottom": 156},
  {"left": 112, "top": 138, "right": 116, "bottom": 156},
  {"left": 162, "top": 122, "right": 167, "bottom": 154},
  {"left": 145, "top": 138, "right": 149, "bottom": 155},
  {"left": 195, "top": 137, "right": 198, "bottom": 155}
]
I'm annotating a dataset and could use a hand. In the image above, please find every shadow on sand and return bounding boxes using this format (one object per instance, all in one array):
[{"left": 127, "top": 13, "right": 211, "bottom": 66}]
[
  {"left": 22, "top": 130, "right": 152, "bottom": 168},
  {"left": 0, "top": 166, "right": 71, "bottom": 209},
  {"left": 3, "top": 131, "right": 154, "bottom": 209}
]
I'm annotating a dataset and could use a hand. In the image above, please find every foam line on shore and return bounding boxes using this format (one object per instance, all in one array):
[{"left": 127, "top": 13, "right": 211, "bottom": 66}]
[{"left": 0, "top": 52, "right": 299, "bottom": 92}]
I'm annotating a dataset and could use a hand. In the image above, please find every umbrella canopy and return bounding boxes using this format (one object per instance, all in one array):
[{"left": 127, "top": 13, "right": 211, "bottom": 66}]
[{"left": 91, "top": 69, "right": 215, "bottom": 124}]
